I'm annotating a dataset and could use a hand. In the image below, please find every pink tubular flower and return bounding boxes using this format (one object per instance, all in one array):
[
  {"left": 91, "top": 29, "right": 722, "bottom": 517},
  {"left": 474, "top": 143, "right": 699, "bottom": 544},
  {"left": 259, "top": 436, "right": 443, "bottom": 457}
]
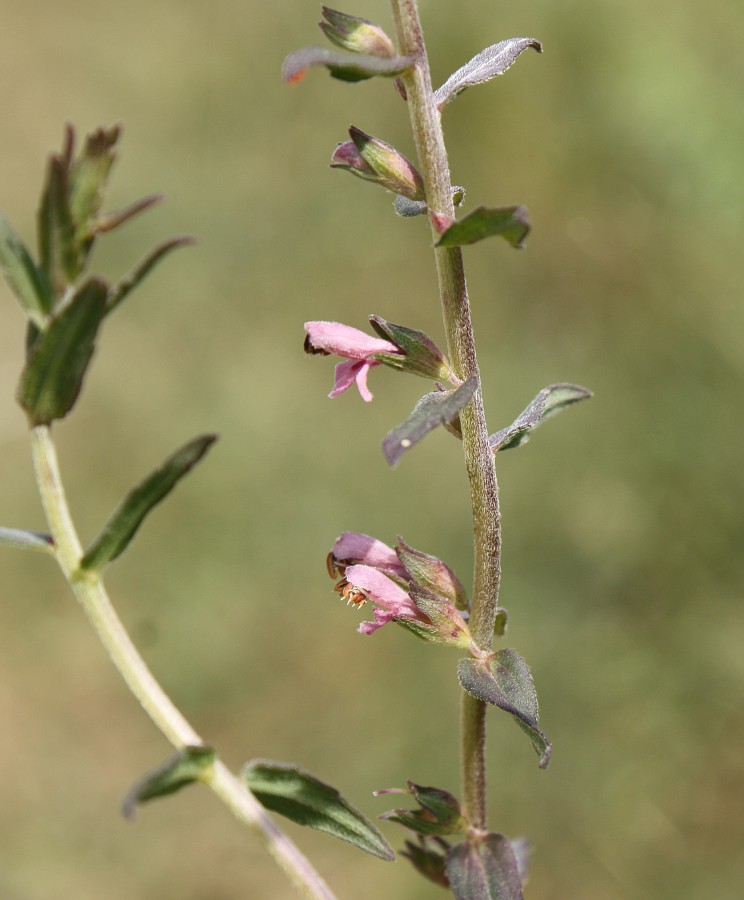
[
  {"left": 343, "top": 564, "right": 432, "bottom": 635},
  {"left": 328, "top": 532, "right": 472, "bottom": 647},
  {"left": 331, "top": 532, "right": 407, "bottom": 580},
  {"left": 304, "top": 321, "right": 401, "bottom": 402}
]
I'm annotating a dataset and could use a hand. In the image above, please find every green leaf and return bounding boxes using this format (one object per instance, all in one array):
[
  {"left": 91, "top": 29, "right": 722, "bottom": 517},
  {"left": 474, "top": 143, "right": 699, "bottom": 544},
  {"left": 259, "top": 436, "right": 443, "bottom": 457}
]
[
  {"left": 458, "top": 653, "right": 551, "bottom": 768},
  {"left": 381, "top": 377, "right": 477, "bottom": 467},
  {"left": 489, "top": 383, "right": 592, "bottom": 451},
  {"left": 16, "top": 276, "right": 109, "bottom": 425},
  {"left": 38, "top": 154, "right": 79, "bottom": 294},
  {"left": 0, "top": 526, "right": 54, "bottom": 553},
  {"left": 446, "top": 834, "right": 525, "bottom": 900},
  {"left": 435, "top": 206, "right": 531, "bottom": 250},
  {"left": 107, "top": 236, "right": 196, "bottom": 312},
  {"left": 121, "top": 745, "right": 216, "bottom": 820},
  {"left": 0, "top": 212, "right": 53, "bottom": 326},
  {"left": 282, "top": 45, "right": 414, "bottom": 83},
  {"left": 68, "top": 125, "right": 120, "bottom": 238},
  {"left": 81, "top": 434, "right": 217, "bottom": 571},
  {"left": 434, "top": 38, "right": 543, "bottom": 110},
  {"left": 242, "top": 760, "right": 394, "bottom": 861}
]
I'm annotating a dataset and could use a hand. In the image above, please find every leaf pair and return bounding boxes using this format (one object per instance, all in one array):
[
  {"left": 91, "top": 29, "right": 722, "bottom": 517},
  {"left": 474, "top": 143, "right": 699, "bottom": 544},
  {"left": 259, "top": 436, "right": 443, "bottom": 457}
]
[{"left": 124, "top": 751, "right": 394, "bottom": 862}]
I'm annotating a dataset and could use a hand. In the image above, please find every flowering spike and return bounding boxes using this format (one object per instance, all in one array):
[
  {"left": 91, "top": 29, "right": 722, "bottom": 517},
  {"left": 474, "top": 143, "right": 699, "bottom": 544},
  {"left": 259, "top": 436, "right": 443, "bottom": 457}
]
[{"left": 320, "top": 7, "right": 396, "bottom": 58}]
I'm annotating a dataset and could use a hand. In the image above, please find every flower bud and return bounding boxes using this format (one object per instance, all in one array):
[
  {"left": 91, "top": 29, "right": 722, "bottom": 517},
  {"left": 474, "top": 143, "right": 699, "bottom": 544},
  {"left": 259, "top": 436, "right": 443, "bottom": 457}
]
[
  {"left": 320, "top": 7, "right": 397, "bottom": 58},
  {"left": 348, "top": 127, "right": 425, "bottom": 201}
]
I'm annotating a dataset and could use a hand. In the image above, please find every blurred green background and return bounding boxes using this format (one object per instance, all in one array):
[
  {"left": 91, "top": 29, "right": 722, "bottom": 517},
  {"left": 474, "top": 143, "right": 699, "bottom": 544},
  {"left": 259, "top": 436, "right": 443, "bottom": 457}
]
[{"left": 1, "top": 0, "right": 742, "bottom": 897}]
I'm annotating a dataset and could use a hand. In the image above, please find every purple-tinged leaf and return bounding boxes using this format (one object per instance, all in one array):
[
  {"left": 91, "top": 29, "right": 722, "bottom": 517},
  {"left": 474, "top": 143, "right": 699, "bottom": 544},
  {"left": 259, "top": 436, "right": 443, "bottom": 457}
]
[
  {"left": 434, "top": 38, "right": 542, "bottom": 110},
  {"left": 81, "top": 434, "right": 217, "bottom": 570},
  {"left": 0, "top": 527, "right": 54, "bottom": 553},
  {"left": 400, "top": 838, "right": 450, "bottom": 888},
  {"left": 320, "top": 7, "right": 396, "bottom": 58},
  {"left": 282, "top": 45, "right": 414, "bottom": 84},
  {"left": 382, "top": 377, "right": 477, "bottom": 467},
  {"left": 107, "top": 236, "right": 196, "bottom": 312},
  {"left": 243, "top": 760, "right": 394, "bottom": 861},
  {"left": 446, "top": 833, "right": 525, "bottom": 900},
  {"left": 489, "top": 383, "right": 592, "bottom": 452},
  {"left": 16, "top": 276, "right": 109, "bottom": 425},
  {"left": 121, "top": 745, "right": 216, "bottom": 820},
  {"left": 0, "top": 212, "right": 53, "bottom": 327},
  {"left": 93, "top": 193, "right": 162, "bottom": 234},
  {"left": 458, "top": 653, "right": 551, "bottom": 768},
  {"left": 436, "top": 206, "right": 531, "bottom": 249}
]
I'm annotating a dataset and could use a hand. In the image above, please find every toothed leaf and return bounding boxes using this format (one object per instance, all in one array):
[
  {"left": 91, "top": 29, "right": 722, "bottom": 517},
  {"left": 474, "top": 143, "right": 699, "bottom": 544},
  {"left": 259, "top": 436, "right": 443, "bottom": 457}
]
[{"left": 458, "top": 653, "right": 551, "bottom": 768}]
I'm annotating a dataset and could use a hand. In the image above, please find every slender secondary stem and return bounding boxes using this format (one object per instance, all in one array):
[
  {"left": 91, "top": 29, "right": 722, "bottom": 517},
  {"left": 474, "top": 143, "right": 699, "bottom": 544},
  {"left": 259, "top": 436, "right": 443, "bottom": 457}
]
[
  {"left": 29, "top": 424, "right": 336, "bottom": 900},
  {"left": 389, "top": 0, "right": 502, "bottom": 829}
]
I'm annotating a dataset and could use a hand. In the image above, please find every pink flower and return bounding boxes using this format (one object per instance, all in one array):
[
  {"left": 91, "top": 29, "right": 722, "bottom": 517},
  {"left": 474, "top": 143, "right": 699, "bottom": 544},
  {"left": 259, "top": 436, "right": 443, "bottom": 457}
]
[
  {"left": 304, "top": 321, "right": 401, "bottom": 402},
  {"left": 343, "top": 564, "right": 432, "bottom": 635},
  {"left": 328, "top": 532, "right": 472, "bottom": 646}
]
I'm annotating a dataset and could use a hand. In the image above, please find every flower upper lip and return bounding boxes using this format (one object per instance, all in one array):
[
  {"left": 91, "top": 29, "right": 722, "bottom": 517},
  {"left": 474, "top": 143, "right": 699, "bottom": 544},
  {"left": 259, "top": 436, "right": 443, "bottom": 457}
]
[{"left": 304, "top": 320, "right": 401, "bottom": 402}]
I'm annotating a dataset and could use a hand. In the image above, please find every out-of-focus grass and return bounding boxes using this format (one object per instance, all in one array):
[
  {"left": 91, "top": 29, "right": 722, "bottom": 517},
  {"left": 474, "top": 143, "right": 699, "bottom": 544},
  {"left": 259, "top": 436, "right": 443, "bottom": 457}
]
[{"left": 1, "top": 1, "right": 742, "bottom": 897}]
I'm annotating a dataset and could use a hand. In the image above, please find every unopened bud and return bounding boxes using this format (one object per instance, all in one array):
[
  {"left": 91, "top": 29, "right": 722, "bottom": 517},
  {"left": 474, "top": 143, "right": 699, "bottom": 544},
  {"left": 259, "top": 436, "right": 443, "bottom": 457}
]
[{"left": 320, "top": 7, "right": 396, "bottom": 58}]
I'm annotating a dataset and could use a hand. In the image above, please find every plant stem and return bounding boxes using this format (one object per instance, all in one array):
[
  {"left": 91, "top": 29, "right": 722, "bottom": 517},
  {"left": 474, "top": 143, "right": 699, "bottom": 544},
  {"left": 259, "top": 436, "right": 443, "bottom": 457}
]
[
  {"left": 389, "top": 0, "right": 502, "bottom": 829},
  {"left": 29, "top": 424, "right": 336, "bottom": 900}
]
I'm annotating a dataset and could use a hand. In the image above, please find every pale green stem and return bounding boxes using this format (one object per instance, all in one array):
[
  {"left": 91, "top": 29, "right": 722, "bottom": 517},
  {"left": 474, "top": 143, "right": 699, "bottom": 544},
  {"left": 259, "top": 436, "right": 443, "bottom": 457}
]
[
  {"left": 30, "top": 424, "right": 336, "bottom": 900},
  {"left": 389, "top": 0, "right": 502, "bottom": 829}
]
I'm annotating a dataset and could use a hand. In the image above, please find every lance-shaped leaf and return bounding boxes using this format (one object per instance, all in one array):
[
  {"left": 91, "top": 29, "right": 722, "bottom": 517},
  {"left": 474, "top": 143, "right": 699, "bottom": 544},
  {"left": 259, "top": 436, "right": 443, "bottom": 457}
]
[
  {"left": 458, "top": 653, "right": 551, "bottom": 768},
  {"left": 320, "top": 7, "right": 396, "bottom": 58},
  {"left": 121, "top": 745, "right": 216, "bottom": 820},
  {"left": 106, "top": 236, "right": 196, "bottom": 312},
  {"left": 436, "top": 206, "right": 531, "bottom": 250},
  {"left": 17, "top": 276, "right": 109, "bottom": 425},
  {"left": 0, "top": 212, "right": 53, "bottom": 327},
  {"left": 446, "top": 834, "right": 525, "bottom": 900},
  {"left": 68, "top": 125, "right": 120, "bottom": 235},
  {"left": 434, "top": 38, "right": 542, "bottom": 111},
  {"left": 81, "top": 434, "right": 217, "bottom": 571},
  {"left": 382, "top": 377, "right": 477, "bottom": 467},
  {"left": 242, "top": 760, "right": 394, "bottom": 861},
  {"left": 489, "top": 383, "right": 592, "bottom": 452},
  {"left": 38, "top": 153, "right": 79, "bottom": 294},
  {"left": 0, "top": 527, "right": 54, "bottom": 553},
  {"left": 282, "top": 45, "right": 414, "bottom": 84},
  {"left": 93, "top": 193, "right": 162, "bottom": 235}
]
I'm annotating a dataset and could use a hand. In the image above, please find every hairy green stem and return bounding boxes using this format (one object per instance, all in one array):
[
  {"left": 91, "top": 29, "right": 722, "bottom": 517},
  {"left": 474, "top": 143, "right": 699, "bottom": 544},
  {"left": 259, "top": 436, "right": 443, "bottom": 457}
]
[
  {"left": 30, "top": 424, "right": 336, "bottom": 900},
  {"left": 389, "top": 0, "right": 502, "bottom": 829}
]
